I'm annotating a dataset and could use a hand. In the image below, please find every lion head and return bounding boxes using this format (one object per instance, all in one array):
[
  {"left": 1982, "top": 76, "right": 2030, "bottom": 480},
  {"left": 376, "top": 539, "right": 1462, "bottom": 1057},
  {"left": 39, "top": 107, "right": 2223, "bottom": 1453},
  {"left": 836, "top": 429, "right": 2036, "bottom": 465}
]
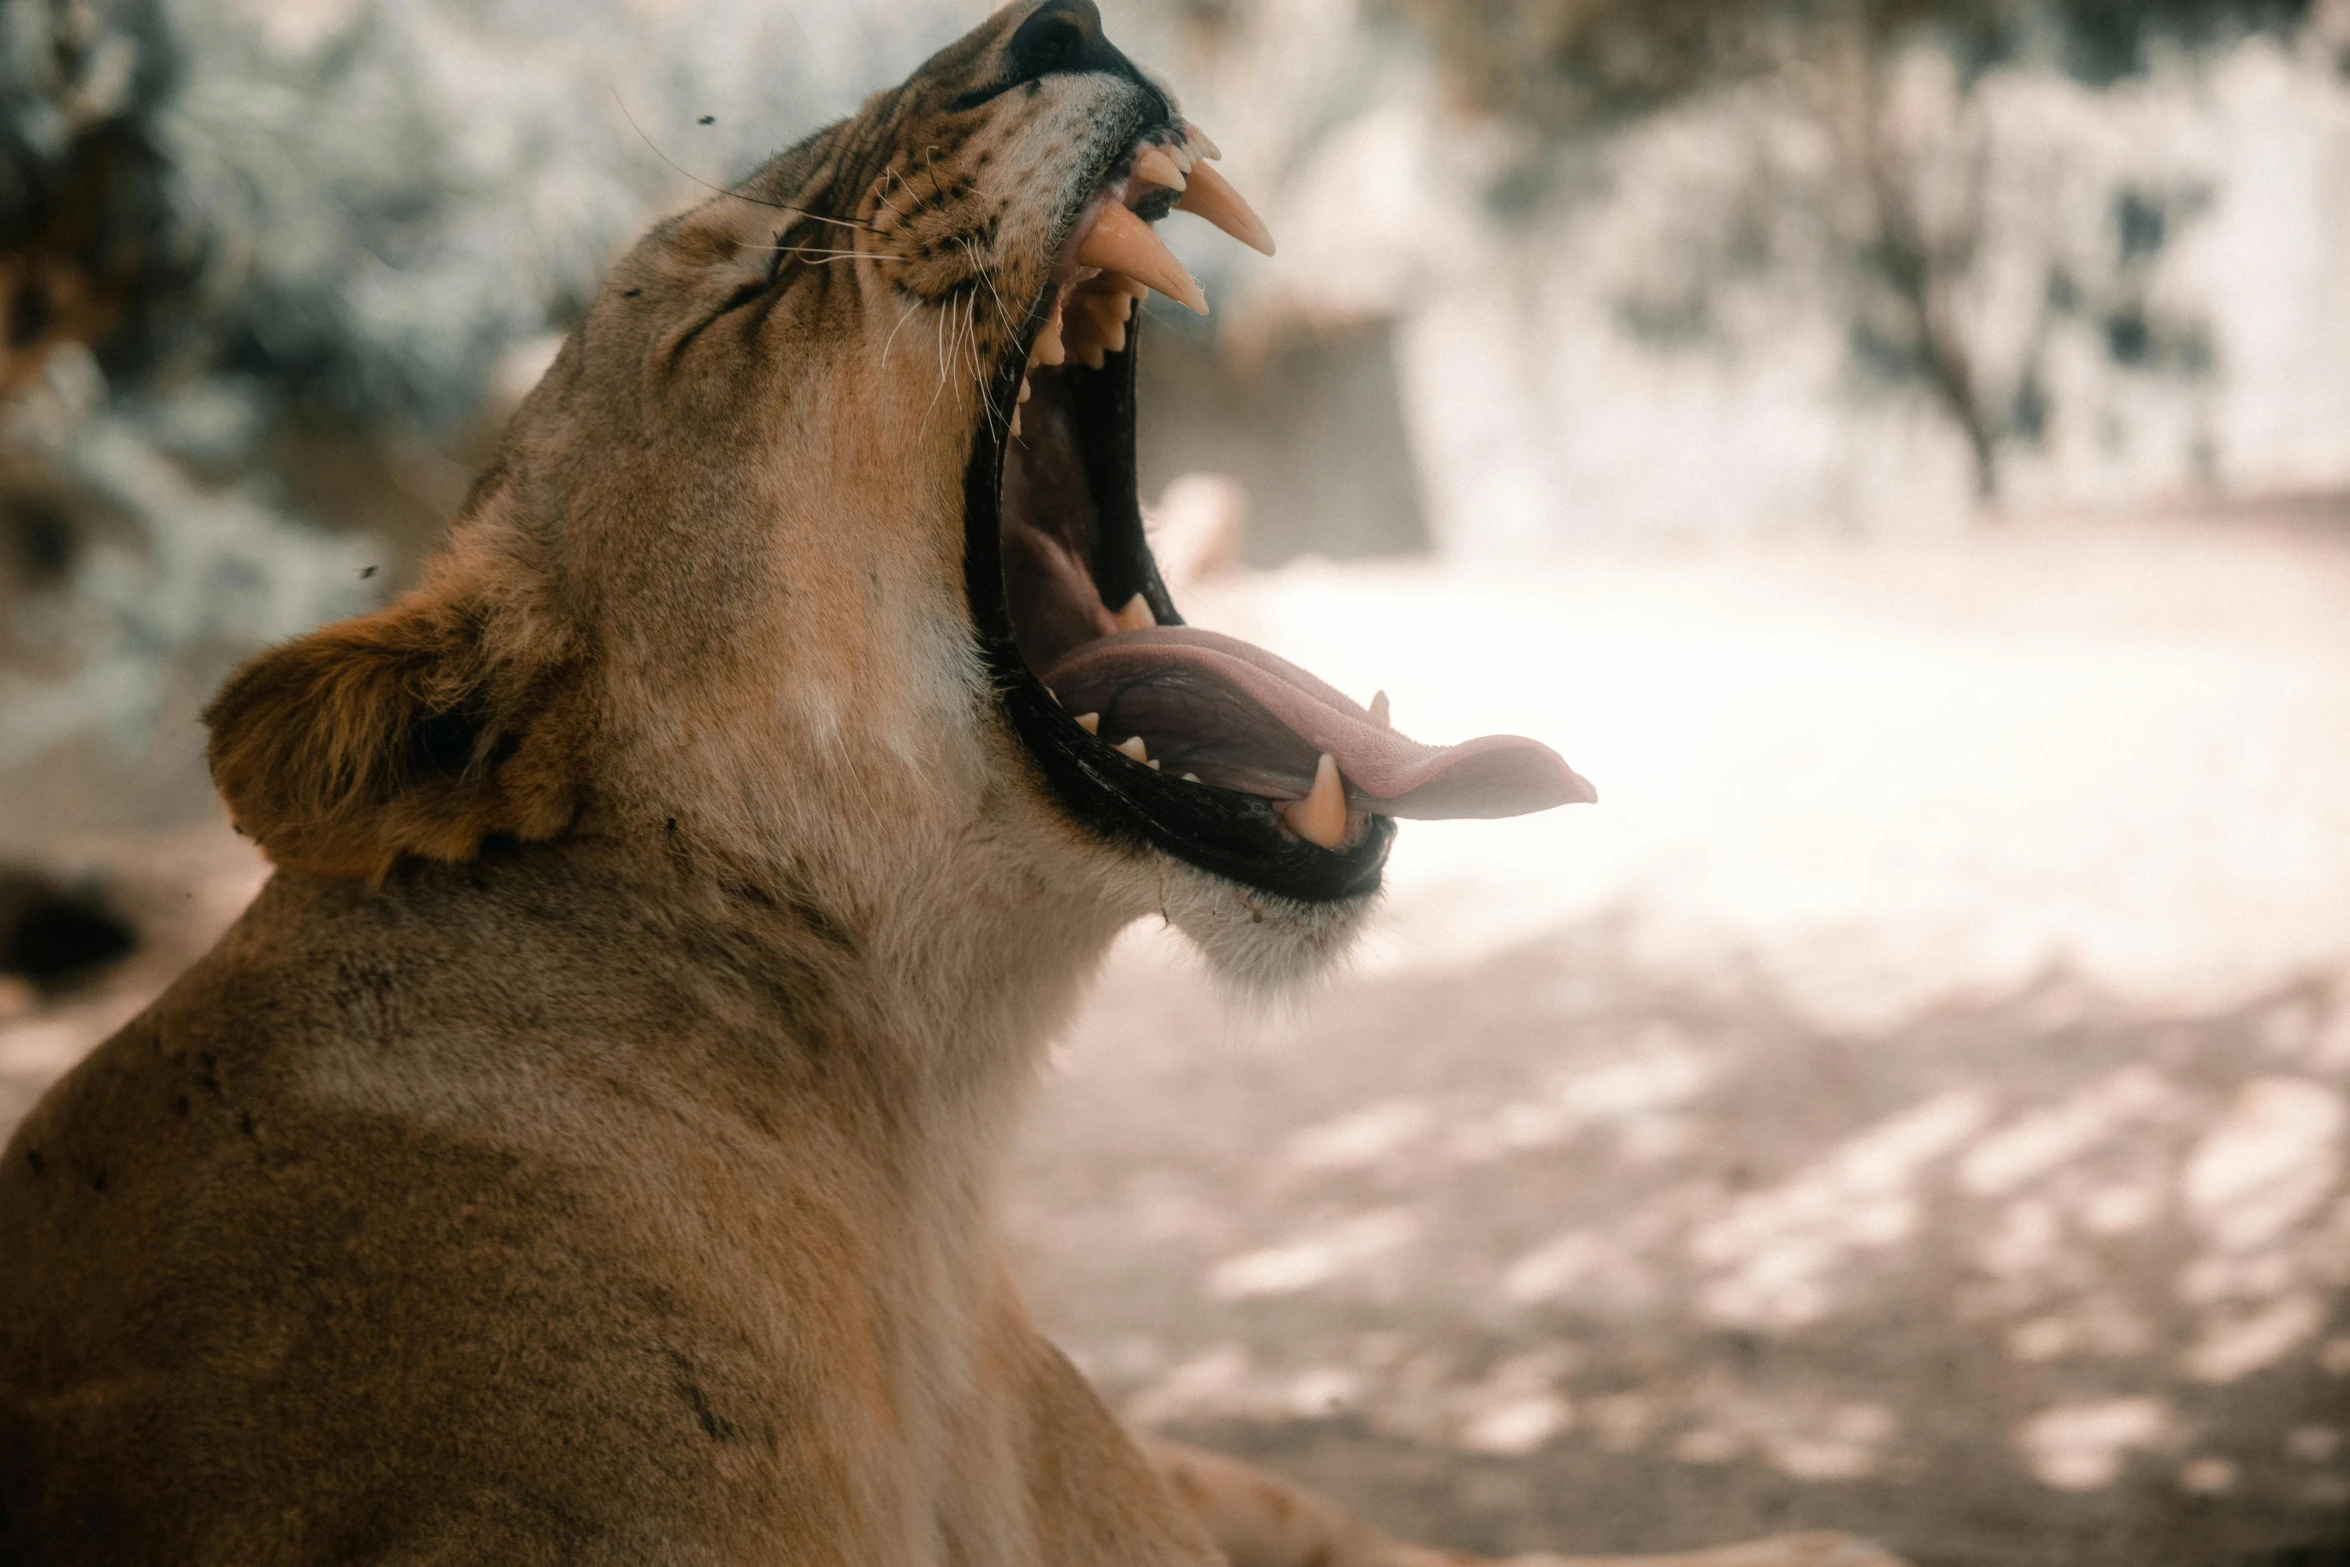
[{"left": 200, "top": 0, "right": 1590, "bottom": 991}]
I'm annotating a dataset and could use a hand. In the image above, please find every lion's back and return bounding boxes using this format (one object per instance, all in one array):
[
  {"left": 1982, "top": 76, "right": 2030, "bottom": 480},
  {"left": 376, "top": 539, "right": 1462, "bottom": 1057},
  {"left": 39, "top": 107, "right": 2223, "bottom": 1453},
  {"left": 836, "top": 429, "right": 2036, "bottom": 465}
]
[{"left": 0, "top": 861, "right": 850, "bottom": 1566}]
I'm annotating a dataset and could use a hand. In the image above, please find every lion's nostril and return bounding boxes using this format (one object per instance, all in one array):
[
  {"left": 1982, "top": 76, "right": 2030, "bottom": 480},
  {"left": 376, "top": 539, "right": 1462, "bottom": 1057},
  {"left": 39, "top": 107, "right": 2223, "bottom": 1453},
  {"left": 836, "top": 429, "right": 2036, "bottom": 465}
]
[{"left": 1008, "top": 0, "right": 1105, "bottom": 83}]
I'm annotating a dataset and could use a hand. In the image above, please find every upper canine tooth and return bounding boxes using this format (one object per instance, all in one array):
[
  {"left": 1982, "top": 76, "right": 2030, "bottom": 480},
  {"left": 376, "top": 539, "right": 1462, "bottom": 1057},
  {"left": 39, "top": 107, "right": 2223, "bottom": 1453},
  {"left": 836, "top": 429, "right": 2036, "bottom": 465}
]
[
  {"left": 1174, "top": 161, "right": 1275, "bottom": 256},
  {"left": 1115, "top": 593, "right": 1156, "bottom": 630},
  {"left": 1281, "top": 752, "right": 1347, "bottom": 850},
  {"left": 1018, "top": 376, "right": 1033, "bottom": 404},
  {"left": 1134, "top": 146, "right": 1186, "bottom": 192},
  {"left": 1077, "top": 204, "right": 1208, "bottom": 315},
  {"left": 1114, "top": 734, "right": 1149, "bottom": 763},
  {"left": 1182, "top": 122, "right": 1223, "bottom": 161},
  {"left": 1368, "top": 689, "right": 1390, "bottom": 729}
]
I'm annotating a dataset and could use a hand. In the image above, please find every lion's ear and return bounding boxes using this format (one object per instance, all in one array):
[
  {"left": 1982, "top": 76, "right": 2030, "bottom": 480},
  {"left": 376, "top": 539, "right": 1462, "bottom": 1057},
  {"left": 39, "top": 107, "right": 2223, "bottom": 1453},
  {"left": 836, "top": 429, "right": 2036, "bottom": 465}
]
[{"left": 203, "top": 584, "right": 579, "bottom": 881}]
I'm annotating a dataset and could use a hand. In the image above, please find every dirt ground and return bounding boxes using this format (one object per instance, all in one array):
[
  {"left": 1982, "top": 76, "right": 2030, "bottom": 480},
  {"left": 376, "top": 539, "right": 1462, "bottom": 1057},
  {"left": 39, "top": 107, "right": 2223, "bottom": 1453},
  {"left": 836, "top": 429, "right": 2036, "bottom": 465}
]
[{"left": 7, "top": 516, "right": 2350, "bottom": 1565}]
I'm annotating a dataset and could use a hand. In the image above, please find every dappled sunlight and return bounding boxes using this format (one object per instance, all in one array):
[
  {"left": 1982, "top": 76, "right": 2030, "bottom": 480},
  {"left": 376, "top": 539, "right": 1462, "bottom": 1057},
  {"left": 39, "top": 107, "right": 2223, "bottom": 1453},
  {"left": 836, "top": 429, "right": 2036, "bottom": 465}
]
[
  {"left": 1020, "top": 897, "right": 2350, "bottom": 1545},
  {"left": 2019, "top": 1398, "right": 2181, "bottom": 1491},
  {"left": 1009, "top": 522, "right": 2350, "bottom": 1560}
]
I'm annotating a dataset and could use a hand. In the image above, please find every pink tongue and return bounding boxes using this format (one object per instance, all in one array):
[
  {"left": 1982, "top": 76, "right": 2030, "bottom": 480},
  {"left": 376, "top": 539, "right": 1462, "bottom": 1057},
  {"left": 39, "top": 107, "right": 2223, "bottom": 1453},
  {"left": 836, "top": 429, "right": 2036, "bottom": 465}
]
[{"left": 1038, "top": 627, "right": 1595, "bottom": 819}]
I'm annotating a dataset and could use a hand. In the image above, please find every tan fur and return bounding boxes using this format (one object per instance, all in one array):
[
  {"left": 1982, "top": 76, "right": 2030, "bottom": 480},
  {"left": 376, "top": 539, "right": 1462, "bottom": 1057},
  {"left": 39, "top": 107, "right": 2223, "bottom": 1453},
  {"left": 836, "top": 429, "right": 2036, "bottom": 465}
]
[{"left": 0, "top": 6, "right": 1902, "bottom": 1564}]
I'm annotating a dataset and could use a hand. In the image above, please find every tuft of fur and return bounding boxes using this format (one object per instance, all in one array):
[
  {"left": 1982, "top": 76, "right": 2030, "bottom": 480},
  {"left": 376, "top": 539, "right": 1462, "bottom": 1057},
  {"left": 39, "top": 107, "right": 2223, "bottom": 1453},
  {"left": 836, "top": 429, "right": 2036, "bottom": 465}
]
[{"left": 1160, "top": 860, "right": 1378, "bottom": 998}]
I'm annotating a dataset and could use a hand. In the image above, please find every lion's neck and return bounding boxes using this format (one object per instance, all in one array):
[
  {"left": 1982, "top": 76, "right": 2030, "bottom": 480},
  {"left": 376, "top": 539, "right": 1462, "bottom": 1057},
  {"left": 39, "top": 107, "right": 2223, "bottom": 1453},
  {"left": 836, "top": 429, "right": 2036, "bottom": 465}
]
[{"left": 656, "top": 818, "right": 1133, "bottom": 1168}]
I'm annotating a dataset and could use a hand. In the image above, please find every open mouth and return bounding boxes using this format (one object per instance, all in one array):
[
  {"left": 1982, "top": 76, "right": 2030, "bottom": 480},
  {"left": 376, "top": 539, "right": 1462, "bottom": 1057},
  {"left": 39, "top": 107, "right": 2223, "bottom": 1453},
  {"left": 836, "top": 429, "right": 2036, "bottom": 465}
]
[{"left": 963, "top": 125, "right": 1595, "bottom": 904}]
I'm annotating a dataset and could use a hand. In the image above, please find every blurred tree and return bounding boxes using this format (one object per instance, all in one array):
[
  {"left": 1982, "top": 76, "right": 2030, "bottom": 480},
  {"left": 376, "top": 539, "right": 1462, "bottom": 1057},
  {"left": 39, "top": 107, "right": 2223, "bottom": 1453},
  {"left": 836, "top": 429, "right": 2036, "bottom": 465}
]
[
  {"left": 1396, "top": 0, "right": 2318, "bottom": 501},
  {"left": 1404, "top": 0, "right": 2315, "bottom": 136},
  {"left": 0, "top": 0, "right": 198, "bottom": 401},
  {"left": 0, "top": 0, "right": 971, "bottom": 773}
]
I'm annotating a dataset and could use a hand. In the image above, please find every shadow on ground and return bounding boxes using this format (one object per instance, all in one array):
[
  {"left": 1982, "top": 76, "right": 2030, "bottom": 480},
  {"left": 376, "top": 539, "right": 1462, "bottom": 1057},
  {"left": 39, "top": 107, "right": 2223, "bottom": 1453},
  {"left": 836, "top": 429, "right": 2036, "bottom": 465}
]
[{"left": 1013, "top": 920, "right": 2350, "bottom": 1566}]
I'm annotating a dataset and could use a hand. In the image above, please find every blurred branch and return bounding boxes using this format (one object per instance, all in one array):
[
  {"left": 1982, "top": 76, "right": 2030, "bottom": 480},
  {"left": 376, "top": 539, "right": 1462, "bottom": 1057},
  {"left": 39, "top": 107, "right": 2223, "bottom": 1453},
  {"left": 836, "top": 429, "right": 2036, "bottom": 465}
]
[{"left": 1400, "top": 0, "right": 2320, "bottom": 141}]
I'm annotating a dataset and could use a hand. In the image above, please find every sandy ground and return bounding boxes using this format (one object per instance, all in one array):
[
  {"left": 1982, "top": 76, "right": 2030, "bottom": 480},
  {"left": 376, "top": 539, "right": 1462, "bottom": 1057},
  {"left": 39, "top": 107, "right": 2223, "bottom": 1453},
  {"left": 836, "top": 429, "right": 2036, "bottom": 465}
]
[{"left": 7, "top": 518, "right": 2350, "bottom": 1565}]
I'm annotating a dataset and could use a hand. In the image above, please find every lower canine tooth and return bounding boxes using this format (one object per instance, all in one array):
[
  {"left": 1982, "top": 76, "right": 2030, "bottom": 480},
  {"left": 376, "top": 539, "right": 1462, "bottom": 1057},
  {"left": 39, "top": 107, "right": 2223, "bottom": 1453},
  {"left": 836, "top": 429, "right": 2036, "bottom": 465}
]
[
  {"left": 1075, "top": 712, "right": 1100, "bottom": 735},
  {"left": 1114, "top": 735, "right": 1149, "bottom": 763},
  {"left": 1114, "top": 593, "right": 1156, "bottom": 630},
  {"left": 1281, "top": 752, "right": 1348, "bottom": 850}
]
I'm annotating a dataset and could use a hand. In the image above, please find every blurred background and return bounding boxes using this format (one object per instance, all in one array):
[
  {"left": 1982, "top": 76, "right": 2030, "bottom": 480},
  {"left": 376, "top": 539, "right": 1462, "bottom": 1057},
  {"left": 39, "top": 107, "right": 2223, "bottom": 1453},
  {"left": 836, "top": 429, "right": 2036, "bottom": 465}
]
[{"left": 7, "top": 0, "right": 2350, "bottom": 1562}]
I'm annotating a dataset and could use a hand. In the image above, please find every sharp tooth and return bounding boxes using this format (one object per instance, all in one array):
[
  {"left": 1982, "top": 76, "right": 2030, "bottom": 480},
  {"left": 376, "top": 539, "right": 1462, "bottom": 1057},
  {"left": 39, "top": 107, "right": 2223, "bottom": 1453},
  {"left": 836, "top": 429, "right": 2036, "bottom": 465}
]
[
  {"left": 1047, "top": 687, "right": 1059, "bottom": 705},
  {"left": 1368, "top": 689, "right": 1389, "bottom": 728},
  {"left": 1114, "top": 734, "right": 1149, "bottom": 762},
  {"left": 1087, "top": 301, "right": 1128, "bottom": 358},
  {"left": 1018, "top": 376, "right": 1032, "bottom": 404},
  {"left": 1010, "top": 406, "right": 1022, "bottom": 438},
  {"left": 1281, "top": 753, "right": 1347, "bottom": 850},
  {"left": 1183, "top": 122, "right": 1223, "bottom": 161},
  {"left": 1064, "top": 304, "right": 1105, "bottom": 370},
  {"left": 1181, "top": 772, "right": 1201, "bottom": 783},
  {"left": 1029, "top": 312, "right": 1066, "bottom": 367},
  {"left": 1076, "top": 203, "right": 1208, "bottom": 315},
  {"left": 1174, "top": 160, "right": 1275, "bottom": 256},
  {"left": 1134, "top": 146, "right": 1186, "bottom": 192},
  {"left": 1115, "top": 592, "right": 1156, "bottom": 630},
  {"left": 1075, "top": 712, "right": 1100, "bottom": 735},
  {"left": 1146, "top": 758, "right": 1161, "bottom": 771}
]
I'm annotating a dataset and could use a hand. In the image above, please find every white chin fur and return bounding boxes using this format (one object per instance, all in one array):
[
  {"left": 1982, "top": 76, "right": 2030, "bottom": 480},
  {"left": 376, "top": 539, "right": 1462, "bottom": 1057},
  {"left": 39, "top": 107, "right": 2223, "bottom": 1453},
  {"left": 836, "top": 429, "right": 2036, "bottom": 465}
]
[{"left": 1156, "top": 857, "right": 1379, "bottom": 996}]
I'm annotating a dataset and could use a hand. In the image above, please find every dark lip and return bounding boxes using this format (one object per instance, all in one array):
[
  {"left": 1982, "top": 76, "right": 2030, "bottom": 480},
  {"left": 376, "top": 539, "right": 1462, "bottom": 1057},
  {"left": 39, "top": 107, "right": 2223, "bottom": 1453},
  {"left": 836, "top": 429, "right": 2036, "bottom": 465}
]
[{"left": 961, "top": 157, "right": 1393, "bottom": 903}]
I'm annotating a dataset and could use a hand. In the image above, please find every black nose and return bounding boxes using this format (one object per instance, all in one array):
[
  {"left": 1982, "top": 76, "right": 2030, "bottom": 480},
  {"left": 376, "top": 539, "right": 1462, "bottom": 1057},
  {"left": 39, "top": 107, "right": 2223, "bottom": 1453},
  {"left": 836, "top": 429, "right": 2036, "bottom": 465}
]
[{"left": 1006, "top": 0, "right": 1123, "bottom": 85}]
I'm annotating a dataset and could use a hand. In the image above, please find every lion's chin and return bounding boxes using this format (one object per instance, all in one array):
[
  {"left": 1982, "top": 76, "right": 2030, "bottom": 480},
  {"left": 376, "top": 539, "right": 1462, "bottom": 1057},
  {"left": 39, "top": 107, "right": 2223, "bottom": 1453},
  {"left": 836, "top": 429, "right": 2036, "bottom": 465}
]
[{"left": 1157, "top": 858, "right": 1381, "bottom": 995}]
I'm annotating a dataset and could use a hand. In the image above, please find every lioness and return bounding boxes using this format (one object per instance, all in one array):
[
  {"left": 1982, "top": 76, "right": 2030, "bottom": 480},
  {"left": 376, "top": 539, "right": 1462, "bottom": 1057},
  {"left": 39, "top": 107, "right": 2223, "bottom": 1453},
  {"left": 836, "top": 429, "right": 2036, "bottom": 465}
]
[{"left": 0, "top": 6, "right": 1905, "bottom": 1564}]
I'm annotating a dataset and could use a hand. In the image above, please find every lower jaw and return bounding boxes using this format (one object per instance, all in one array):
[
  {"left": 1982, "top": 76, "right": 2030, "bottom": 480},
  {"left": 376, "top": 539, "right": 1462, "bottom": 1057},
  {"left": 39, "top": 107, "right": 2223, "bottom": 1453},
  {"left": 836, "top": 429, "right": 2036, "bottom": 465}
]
[{"left": 962, "top": 343, "right": 1394, "bottom": 906}]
